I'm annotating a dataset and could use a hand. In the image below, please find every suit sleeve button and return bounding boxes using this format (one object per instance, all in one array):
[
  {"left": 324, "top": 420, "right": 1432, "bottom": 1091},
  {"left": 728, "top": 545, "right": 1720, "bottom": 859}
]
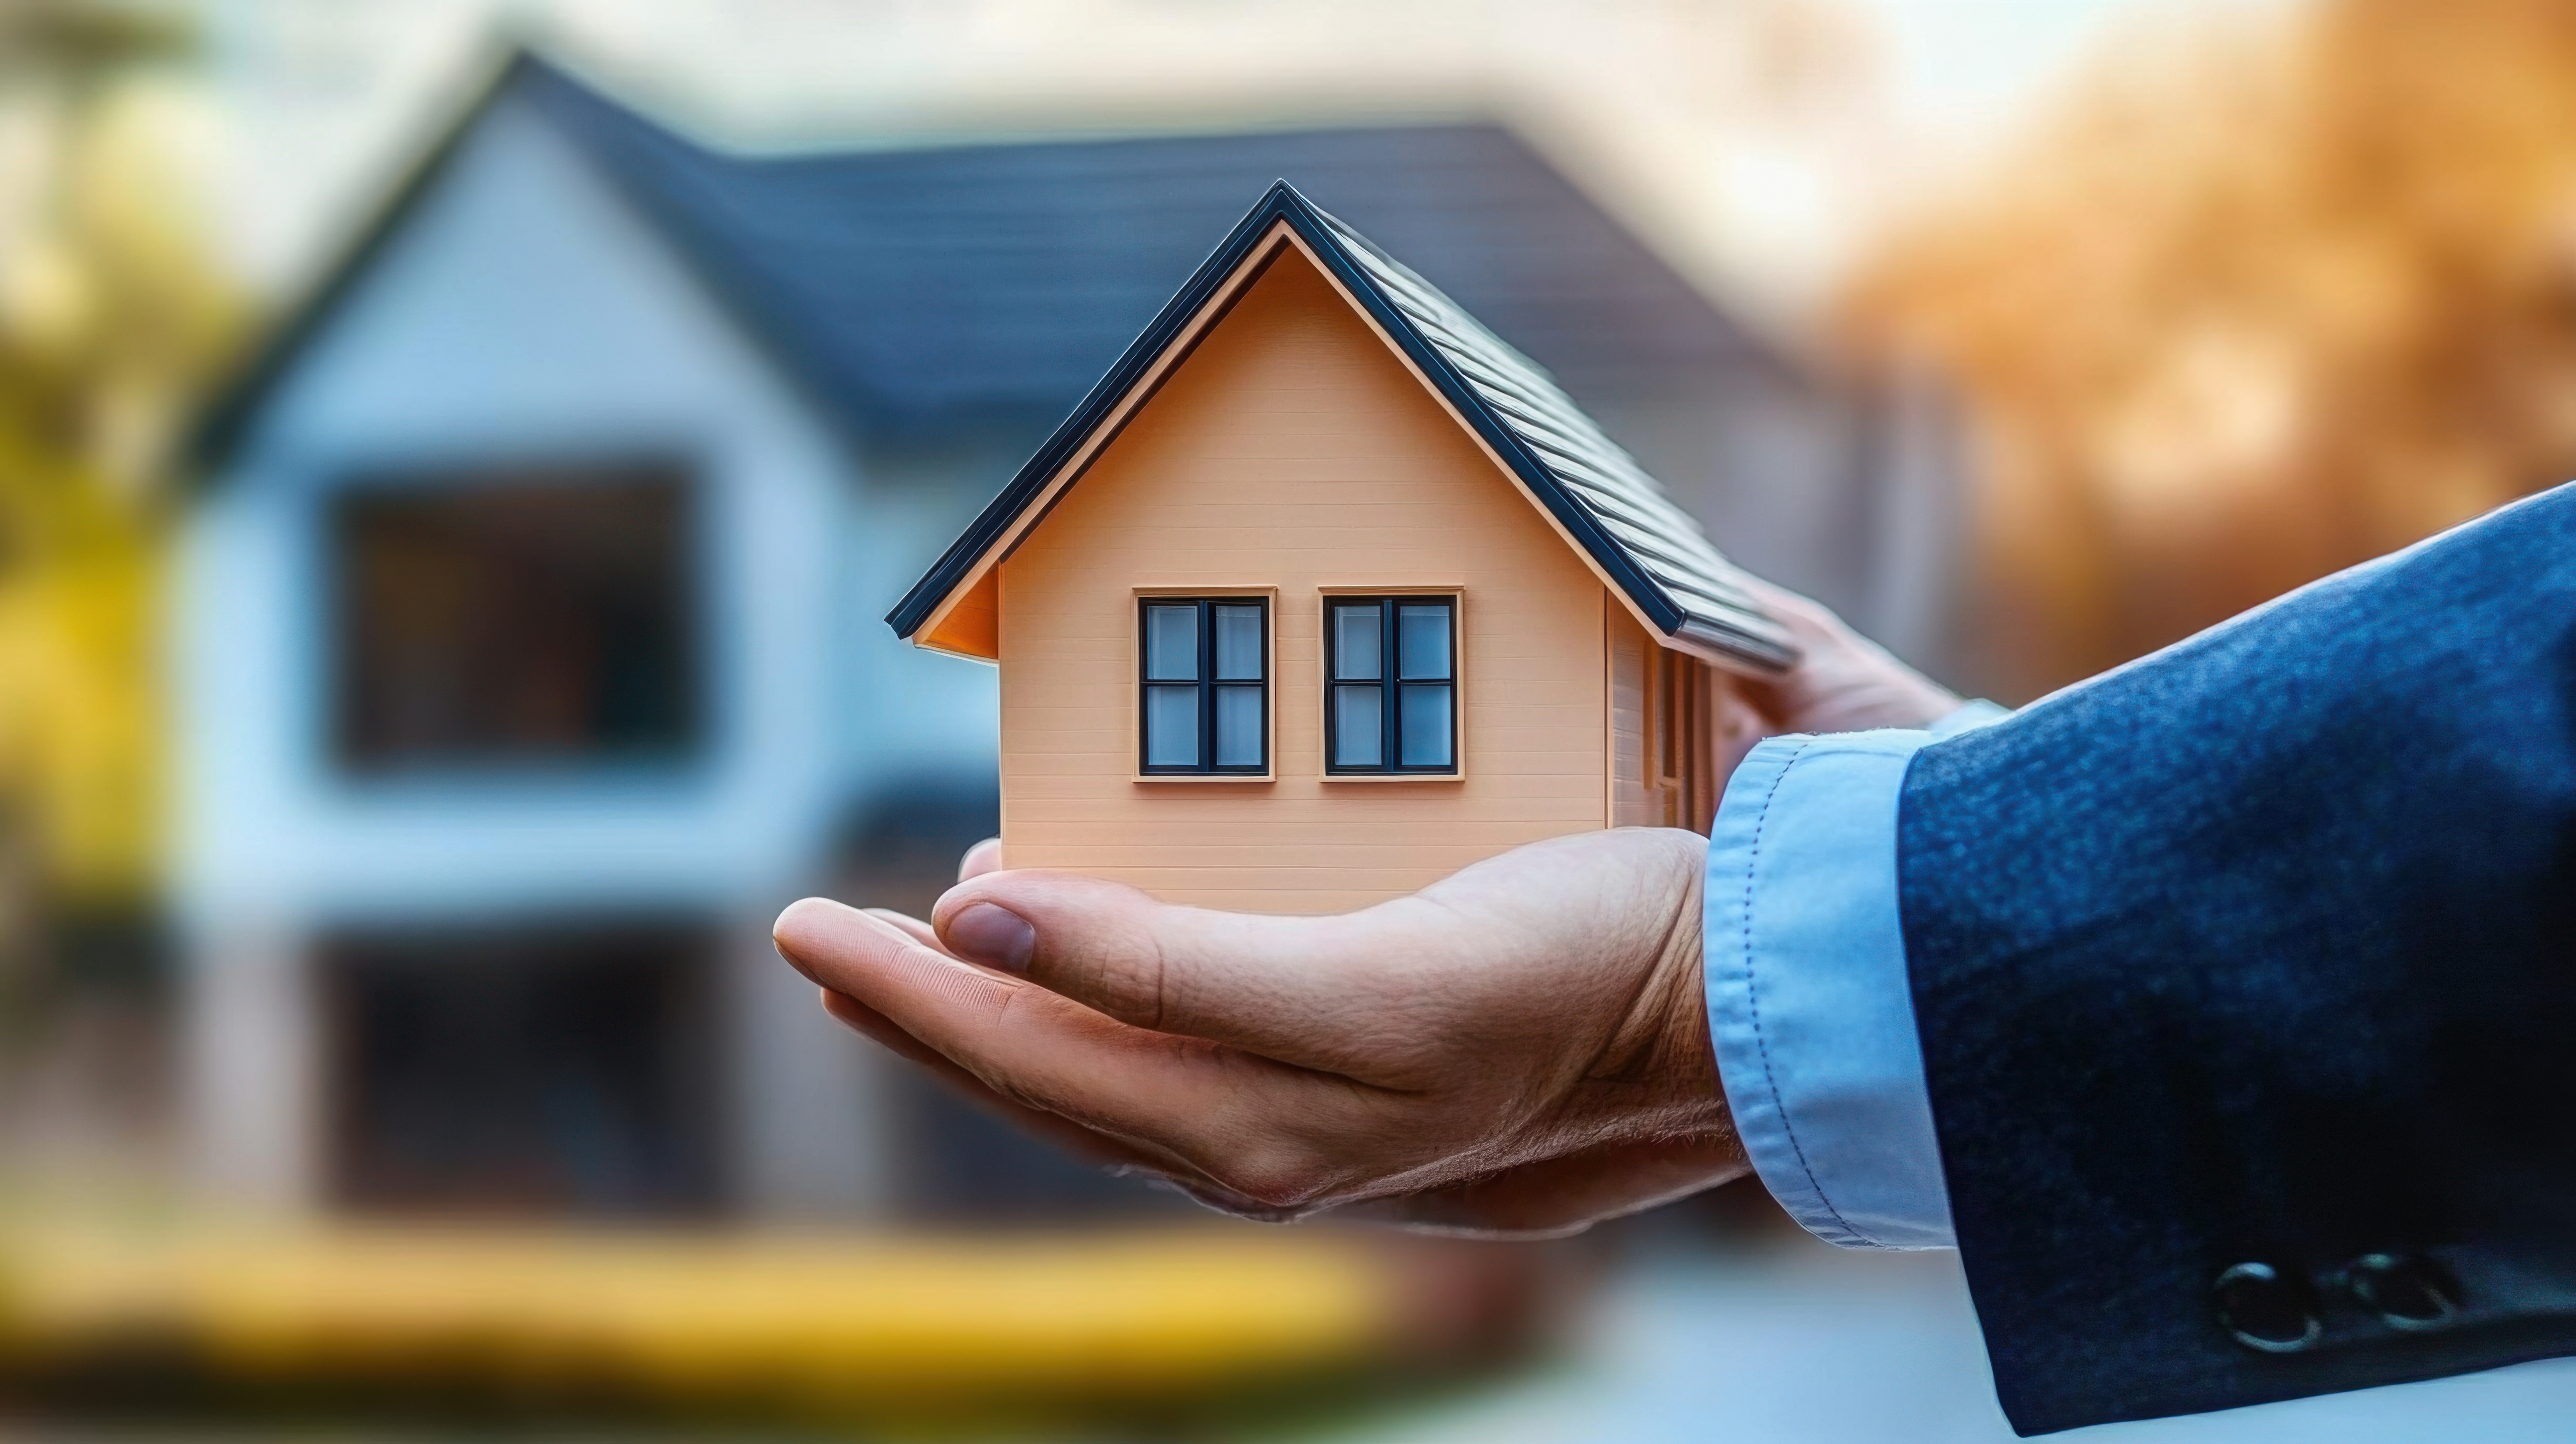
[
  {"left": 2213, "top": 1261, "right": 2323, "bottom": 1353},
  {"left": 2343, "top": 1252, "right": 2459, "bottom": 1329}
]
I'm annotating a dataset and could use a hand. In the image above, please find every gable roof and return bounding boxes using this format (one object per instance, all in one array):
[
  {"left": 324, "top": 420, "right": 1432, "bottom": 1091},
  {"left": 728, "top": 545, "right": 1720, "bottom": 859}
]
[
  {"left": 190, "top": 50, "right": 1797, "bottom": 470},
  {"left": 887, "top": 184, "right": 1796, "bottom": 674}
]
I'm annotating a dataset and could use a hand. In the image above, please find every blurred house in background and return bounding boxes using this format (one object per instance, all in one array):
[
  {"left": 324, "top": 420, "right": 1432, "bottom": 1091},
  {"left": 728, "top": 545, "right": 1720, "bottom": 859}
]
[{"left": 172, "top": 50, "right": 1959, "bottom": 1223}]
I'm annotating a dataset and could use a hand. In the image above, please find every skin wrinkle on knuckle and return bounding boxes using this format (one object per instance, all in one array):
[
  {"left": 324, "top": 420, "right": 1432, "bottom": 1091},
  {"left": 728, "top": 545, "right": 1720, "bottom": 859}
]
[
  {"left": 1062, "top": 927, "right": 1155, "bottom": 1029},
  {"left": 943, "top": 950, "right": 1027, "bottom": 1025},
  {"left": 851, "top": 929, "right": 1022, "bottom": 1043},
  {"left": 1141, "top": 921, "right": 1173, "bottom": 1033},
  {"left": 1150, "top": 1031, "right": 1246, "bottom": 1101}
]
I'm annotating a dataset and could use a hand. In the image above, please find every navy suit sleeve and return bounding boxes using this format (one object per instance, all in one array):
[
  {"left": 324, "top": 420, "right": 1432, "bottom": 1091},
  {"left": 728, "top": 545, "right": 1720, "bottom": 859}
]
[{"left": 1897, "top": 483, "right": 2576, "bottom": 1435}]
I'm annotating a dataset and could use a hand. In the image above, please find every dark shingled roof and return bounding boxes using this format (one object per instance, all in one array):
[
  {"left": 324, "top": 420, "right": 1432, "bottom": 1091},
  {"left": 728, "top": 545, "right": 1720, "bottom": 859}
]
[
  {"left": 187, "top": 53, "right": 1790, "bottom": 666},
  {"left": 192, "top": 52, "right": 1793, "bottom": 465},
  {"left": 889, "top": 183, "right": 1794, "bottom": 673}
]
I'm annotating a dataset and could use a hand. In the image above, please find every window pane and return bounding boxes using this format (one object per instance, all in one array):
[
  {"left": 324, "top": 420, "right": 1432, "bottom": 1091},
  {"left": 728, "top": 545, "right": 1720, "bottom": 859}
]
[
  {"left": 337, "top": 467, "right": 697, "bottom": 770},
  {"left": 330, "top": 926, "right": 718, "bottom": 1214},
  {"left": 1398, "top": 603, "right": 1451, "bottom": 680},
  {"left": 1145, "top": 605, "right": 1198, "bottom": 680},
  {"left": 1144, "top": 684, "right": 1200, "bottom": 765},
  {"left": 1214, "top": 684, "right": 1263, "bottom": 767},
  {"left": 1333, "top": 685, "right": 1383, "bottom": 766},
  {"left": 1213, "top": 604, "right": 1263, "bottom": 680},
  {"left": 1332, "top": 604, "right": 1382, "bottom": 680},
  {"left": 1400, "top": 684, "right": 1453, "bottom": 768}
]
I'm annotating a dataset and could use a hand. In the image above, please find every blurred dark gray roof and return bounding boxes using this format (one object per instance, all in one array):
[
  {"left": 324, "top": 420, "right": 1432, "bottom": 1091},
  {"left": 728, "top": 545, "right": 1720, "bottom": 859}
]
[{"left": 196, "top": 52, "right": 1790, "bottom": 464}]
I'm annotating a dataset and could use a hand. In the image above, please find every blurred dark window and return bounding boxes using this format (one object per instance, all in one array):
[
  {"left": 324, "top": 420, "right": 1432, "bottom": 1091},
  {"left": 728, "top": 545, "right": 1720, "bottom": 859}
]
[
  {"left": 323, "top": 923, "right": 719, "bottom": 1218},
  {"left": 332, "top": 463, "right": 699, "bottom": 771}
]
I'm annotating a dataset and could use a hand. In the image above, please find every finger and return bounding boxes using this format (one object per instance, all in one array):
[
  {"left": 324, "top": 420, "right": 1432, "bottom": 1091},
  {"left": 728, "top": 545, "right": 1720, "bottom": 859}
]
[
  {"left": 864, "top": 906, "right": 951, "bottom": 952},
  {"left": 1733, "top": 573, "right": 1848, "bottom": 641},
  {"left": 831, "top": 908, "right": 1350, "bottom": 1211},
  {"left": 815, "top": 986, "right": 1190, "bottom": 1179},
  {"left": 832, "top": 906, "right": 1219, "bottom": 1176},
  {"left": 1712, "top": 681, "right": 1772, "bottom": 780},
  {"left": 840, "top": 913, "right": 1370, "bottom": 1217},
  {"left": 957, "top": 837, "right": 1004, "bottom": 882},
  {"left": 928, "top": 870, "right": 1408, "bottom": 1069},
  {"left": 775, "top": 897, "right": 1358, "bottom": 1193}
]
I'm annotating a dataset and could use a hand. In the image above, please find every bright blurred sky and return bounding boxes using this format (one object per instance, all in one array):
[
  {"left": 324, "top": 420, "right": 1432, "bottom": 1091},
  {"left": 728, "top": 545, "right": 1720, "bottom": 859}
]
[
  {"left": 1859, "top": 0, "right": 2149, "bottom": 129},
  {"left": 170, "top": 0, "right": 2277, "bottom": 315}
]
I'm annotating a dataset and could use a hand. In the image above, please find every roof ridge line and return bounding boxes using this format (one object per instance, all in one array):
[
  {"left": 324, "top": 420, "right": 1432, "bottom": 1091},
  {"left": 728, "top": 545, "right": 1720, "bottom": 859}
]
[{"left": 888, "top": 180, "right": 1794, "bottom": 673}]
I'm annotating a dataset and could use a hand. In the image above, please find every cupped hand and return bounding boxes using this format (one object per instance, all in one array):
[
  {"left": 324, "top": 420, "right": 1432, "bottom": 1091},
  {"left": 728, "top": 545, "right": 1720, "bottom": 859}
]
[
  {"left": 774, "top": 827, "right": 1743, "bottom": 1237},
  {"left": 777, "top": 587, "right": 1960, "bottom": 1235}
]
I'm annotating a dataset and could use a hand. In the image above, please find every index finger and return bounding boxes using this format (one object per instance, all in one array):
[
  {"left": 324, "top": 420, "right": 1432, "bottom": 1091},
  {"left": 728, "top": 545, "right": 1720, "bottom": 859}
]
[
  {"left": 930, "top": 870, "right": 1421, "bottom": 1076},
  {"left": 774, "top": 897, "right": 1370, "bottom": 1196}
]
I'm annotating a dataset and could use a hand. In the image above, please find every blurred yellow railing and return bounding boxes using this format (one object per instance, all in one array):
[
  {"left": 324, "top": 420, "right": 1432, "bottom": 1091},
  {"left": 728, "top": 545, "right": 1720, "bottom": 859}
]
[{"left": 0, "top": 1218, "right": 1503, "bottom": 1416}]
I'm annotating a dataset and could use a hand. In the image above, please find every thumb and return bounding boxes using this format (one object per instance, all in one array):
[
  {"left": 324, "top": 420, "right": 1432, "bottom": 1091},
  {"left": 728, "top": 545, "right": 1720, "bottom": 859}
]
[{"left": 930, "top": 869, "right": 1399, "bottom": 1068}]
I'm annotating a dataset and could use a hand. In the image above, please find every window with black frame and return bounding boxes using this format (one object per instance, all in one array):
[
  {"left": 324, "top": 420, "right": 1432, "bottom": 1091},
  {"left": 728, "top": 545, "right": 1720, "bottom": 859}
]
[
  {"left": 1139, "top": 598, "right": 1269, "bottom": 775},
  {"left": 334, "top": 462, "right": 698, "bottom": 773},
  {"left": 1326, "top": 596, "right": 1457, "bottom": 775}
]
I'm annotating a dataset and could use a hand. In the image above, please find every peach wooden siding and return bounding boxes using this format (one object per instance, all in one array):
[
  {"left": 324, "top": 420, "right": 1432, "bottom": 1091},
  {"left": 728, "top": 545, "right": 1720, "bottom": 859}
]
[
  {"left": 1608, "top": 608, "right": 1659, "bottom": 830},
  {"left": 1610, "top": 607, "right": 1734, "bottom": 833},
  {"left": 995, "top": 247, "right": 1615, "bottom": 912}
]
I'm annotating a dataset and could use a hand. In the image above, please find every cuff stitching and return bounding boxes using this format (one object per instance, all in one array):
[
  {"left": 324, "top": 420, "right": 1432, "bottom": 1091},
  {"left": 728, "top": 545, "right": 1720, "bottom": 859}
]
[{"left": 1740, "top": 737, "right": 1882, "bottom": 1248}]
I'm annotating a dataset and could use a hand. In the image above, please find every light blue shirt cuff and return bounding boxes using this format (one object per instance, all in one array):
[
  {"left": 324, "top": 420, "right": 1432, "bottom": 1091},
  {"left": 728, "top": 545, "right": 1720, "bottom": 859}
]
[{"left": 1702, "top": 701, "right": 2004, "bottom": 1250}]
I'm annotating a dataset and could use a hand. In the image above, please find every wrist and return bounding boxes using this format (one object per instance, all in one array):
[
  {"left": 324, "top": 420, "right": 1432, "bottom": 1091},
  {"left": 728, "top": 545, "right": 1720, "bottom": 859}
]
[{"left": 1597, "top": 832, "right": 1736, "bottom": 1150}]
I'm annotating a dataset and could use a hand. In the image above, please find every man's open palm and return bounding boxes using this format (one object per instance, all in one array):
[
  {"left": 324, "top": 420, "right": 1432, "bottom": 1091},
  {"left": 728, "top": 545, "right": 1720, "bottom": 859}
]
[
  {"left": 775, "top": 589, "right": 1955, "bottom": 1235},
  {"left": 773, "top": 827, "right": 1744, "bottom": 1236}
]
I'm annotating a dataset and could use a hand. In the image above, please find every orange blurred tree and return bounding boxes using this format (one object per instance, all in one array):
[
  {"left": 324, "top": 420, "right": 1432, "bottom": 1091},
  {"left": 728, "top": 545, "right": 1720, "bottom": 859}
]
[
  {"left": 0, "top": 2, "right": 241, "bottom": 914},
  {"left": 1846, "top": 0, "right": 2576, "bottom": 696}
]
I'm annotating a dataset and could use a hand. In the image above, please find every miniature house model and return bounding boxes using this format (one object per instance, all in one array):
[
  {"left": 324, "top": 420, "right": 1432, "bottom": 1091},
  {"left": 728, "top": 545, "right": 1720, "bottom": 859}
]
[{"left": 892, "top": 184, "right": 1795, "bottom": 913}]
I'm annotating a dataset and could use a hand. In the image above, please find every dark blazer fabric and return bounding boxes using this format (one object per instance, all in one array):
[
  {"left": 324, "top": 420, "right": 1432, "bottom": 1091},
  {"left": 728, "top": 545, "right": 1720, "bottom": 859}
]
[{"left": 1899, "top": 482, "right": 2576, "bottom": 1435}]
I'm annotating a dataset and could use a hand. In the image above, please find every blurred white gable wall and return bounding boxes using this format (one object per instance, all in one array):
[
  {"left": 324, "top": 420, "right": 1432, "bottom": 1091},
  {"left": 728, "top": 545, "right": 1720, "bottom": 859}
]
[{"left": 174, "top": 80, "right": 986, "bottom": 1217}]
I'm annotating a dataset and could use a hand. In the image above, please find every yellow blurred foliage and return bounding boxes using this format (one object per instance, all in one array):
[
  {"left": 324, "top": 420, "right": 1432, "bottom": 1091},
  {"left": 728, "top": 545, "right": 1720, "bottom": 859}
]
[
  {"left": 0, "top": 1219, "right": 1444, "bottom": 1416},
  {"left": 1847, "top": 0, "right": 2576, "bottom": 693},
  {"left": 0, "top": 500, "right": 157, "bottom": 903},
  {"left": 0, "top": 37, "right": 241, "bottom": 906}
]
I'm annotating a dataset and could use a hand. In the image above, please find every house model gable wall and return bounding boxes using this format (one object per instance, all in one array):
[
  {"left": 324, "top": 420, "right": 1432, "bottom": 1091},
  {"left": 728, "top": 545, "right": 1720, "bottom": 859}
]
[{"left": 997, "top": 242, "right": 1618, "bottom": 913}]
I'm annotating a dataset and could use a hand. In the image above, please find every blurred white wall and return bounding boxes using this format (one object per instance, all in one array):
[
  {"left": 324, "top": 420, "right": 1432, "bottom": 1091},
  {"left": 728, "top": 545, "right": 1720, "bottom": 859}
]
[{"left": 172, "top": 83, "right": 993, "bottom": 1216}]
